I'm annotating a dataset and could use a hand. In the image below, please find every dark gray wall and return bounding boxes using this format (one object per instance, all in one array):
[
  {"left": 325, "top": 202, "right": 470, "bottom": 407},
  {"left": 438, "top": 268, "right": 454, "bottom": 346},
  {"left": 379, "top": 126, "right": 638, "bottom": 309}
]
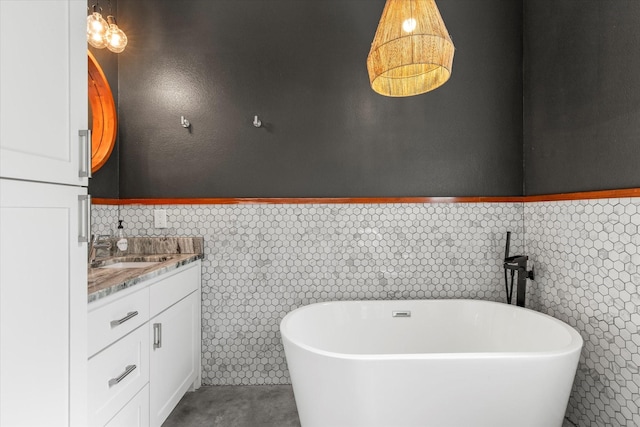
[
  {"left": 116, "top": 0, "right": 523, "bottom": 198},
  {"left": 524, "top": 0, "right": 640, "bottom": 195}
]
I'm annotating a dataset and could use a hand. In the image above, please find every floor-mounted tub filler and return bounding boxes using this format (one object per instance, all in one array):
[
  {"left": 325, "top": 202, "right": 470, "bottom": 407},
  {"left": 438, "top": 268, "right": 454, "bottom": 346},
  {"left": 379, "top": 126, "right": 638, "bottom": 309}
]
[{"left": 280, "top": 299, "right": 583, "bottom": 427}]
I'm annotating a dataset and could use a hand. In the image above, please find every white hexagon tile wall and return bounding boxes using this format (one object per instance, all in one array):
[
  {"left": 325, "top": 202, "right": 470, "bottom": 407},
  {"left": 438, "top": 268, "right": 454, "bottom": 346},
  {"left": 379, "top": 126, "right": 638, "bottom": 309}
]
[
  {"left": 525, "top": 198, "right": 640, "bottom": 427},
  {"left": 94, "top": 203, "right": 524, "bottom": 380},
  {"left": 92, "top": 197, "right": 640, "bottom": 426}
]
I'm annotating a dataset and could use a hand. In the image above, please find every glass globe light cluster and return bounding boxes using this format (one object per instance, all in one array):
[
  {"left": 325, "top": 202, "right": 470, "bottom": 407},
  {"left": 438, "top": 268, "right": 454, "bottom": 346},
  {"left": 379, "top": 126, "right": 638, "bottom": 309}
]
[{"left": 86, "top": 3, "right": 127, "bottom": 53}]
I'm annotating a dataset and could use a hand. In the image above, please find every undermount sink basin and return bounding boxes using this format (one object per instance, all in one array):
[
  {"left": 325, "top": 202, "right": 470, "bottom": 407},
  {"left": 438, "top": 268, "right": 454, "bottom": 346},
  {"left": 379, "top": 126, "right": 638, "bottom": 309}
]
[
  {"left": 99, "top": 261, "right": 161, "bottom": 269},
  {"left": 91, "top": 255, "right": 174, "bottom": 270}
]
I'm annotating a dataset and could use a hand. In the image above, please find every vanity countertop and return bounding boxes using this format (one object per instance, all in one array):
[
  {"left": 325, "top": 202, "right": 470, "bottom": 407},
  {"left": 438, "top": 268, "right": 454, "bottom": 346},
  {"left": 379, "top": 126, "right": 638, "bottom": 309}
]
[{"left": 88, "top": 237, "right": 204, "bottom": 303}]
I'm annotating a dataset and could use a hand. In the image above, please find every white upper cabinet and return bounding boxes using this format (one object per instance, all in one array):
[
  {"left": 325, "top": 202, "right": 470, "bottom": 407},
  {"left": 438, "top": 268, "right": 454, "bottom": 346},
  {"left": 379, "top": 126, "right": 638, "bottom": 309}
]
[{"left": 0, "top": 0, "right": 89, "bottom": 186}]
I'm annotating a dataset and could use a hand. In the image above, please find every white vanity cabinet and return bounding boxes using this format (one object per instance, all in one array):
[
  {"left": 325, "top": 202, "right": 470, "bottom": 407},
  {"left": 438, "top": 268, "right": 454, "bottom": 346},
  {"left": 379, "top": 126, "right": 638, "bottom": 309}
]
[{"left": 88, "top": 261, "right": 201, "bottom": 427}]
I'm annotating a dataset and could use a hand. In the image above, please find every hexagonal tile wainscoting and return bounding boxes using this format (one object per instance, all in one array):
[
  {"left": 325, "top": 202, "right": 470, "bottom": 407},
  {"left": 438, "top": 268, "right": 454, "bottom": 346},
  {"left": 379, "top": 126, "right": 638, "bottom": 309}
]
[
  {"left": 94, "top": 203, "right": 525, "bottom": 382},
  {"left": 526, "top": 198, "right": 640, "bottom": 427},
  {"left": 93, "top": 197, "right": 640, "bottom": 426}
]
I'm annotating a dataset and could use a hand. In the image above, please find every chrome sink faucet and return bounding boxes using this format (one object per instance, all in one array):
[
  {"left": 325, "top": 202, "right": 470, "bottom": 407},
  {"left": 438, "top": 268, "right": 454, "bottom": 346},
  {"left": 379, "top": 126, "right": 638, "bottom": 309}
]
[{"left": 89, "top": 234, "right": 112, "bottom": 263}]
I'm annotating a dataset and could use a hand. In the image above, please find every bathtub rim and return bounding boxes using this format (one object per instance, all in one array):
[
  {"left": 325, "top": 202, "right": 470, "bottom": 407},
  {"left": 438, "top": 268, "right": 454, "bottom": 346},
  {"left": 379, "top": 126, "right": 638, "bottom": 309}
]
[{"left": 280, "top": 299, "right": 584, "bottom": 361}]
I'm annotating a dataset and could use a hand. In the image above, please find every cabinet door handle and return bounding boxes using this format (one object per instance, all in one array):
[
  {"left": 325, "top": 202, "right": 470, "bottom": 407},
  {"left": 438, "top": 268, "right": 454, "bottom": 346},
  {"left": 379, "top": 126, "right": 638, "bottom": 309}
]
[
  {"left": 78, "top": 129, "right": 92, "bottom": 178},
  {"left": 108, "top": 364, "right": 137, "bottom": 387},
  {"left": 153, "top": 323, "right": 162, "bottom": 349},
  {"left": 110, "top": 311, "right": 139, "bottom": 328},
  {"left": 77, "top": 194, "right": 91, "bottom": 243}
]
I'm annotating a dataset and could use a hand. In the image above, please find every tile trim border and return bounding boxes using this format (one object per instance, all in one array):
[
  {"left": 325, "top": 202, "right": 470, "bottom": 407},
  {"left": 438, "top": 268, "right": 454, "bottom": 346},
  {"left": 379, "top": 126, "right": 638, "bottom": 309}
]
[{"left": 92, "top": 188, "right": 640, "bottom": 205}]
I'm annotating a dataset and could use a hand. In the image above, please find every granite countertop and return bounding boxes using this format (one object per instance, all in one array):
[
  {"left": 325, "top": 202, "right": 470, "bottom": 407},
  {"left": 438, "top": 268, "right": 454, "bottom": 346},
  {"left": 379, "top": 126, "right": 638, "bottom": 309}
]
[{"left": 88, "top": 237, "right": 204, "bottom": 303}]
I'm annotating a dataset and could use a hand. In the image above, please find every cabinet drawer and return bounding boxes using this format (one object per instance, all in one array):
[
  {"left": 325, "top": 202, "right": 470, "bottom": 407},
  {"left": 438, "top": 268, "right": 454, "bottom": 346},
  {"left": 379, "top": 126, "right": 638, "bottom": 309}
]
[
  {"left": 104, "top": 384, "right": 150, "bottom": 427},
  {"left": 89, "top": 287, "right": 150, "bottom": 356},
  {"left": 149, "top": 263, "right": 199, "bottom": 318},
  {"left": 89, "top": 325, "right": 150, "bottom": 427}
]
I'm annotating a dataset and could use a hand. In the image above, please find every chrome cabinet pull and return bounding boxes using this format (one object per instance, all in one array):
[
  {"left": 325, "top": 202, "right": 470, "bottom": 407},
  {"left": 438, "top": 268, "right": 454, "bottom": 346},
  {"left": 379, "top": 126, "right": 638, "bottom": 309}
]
[
  {"left": 77, "top": 194, "right": 91, "bottom": 243},
  {"left": 78, "top": 129, "right": 92, "bottom": 178},
  {"left": 110, "top": 311, "right": 139, "bottom": 328},
  {"left": 108, "top": 365, "right": 136, "bottom": 387},
  {"left": 153, "top": 323, "right": 162, "bottom": 349}
]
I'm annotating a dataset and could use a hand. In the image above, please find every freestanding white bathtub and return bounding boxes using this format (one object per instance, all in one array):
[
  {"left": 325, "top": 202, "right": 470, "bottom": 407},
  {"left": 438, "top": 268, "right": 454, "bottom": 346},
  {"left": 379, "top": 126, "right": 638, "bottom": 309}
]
[{"left": 280, "top": 299, "right": 583, "bottom": 427}]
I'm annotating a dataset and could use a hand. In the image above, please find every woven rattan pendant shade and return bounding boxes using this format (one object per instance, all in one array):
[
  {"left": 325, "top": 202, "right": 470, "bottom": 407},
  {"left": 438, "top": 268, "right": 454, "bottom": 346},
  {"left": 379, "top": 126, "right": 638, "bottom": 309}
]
[{"left": 367, "top": 0, "right": 454, "bottom": 97}]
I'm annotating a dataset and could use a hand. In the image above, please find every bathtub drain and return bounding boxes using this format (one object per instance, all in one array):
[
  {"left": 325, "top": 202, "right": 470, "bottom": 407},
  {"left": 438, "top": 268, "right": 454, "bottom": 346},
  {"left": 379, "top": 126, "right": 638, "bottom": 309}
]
[{"left": 392, "top": 311, "right": 411, "bottom": 318}]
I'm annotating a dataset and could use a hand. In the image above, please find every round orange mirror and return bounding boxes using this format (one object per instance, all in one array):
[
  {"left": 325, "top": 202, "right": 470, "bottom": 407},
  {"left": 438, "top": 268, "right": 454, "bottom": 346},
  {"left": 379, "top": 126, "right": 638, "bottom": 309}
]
[{"left": 88, "top": 50, "right": 117, "bottom": 173}]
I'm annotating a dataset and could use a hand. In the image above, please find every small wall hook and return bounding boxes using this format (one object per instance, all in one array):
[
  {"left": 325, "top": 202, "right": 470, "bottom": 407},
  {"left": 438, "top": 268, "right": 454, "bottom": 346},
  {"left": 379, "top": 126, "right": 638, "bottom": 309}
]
[
  {"left": 253, "top": 115, "right": 262, "bottom": 128},
  {"left": 181, "top": 116, "right": 190, "bottom": 128}
]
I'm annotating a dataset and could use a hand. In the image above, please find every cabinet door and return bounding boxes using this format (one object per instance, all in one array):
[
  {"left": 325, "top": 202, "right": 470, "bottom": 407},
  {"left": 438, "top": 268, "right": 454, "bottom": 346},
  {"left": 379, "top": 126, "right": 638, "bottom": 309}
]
[
  {"left": 0, "top": 179, "right": 88, "bottom": 426},
  {"left": 149, "top": 292, "right": 200, "bottom": 427},
  {"left": 0, "top": 0, "right": 89, "bottom": 185}
]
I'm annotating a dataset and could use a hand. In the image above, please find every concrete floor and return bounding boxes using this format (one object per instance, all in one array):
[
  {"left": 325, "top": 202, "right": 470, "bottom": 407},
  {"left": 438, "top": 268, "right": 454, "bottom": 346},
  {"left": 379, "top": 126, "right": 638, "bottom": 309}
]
[
  {"left": 162, "top": 385, "right": 301, "bottom": 427},
  {"left": 163, "top": 385, "right": 577, "bottom": 427}
]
